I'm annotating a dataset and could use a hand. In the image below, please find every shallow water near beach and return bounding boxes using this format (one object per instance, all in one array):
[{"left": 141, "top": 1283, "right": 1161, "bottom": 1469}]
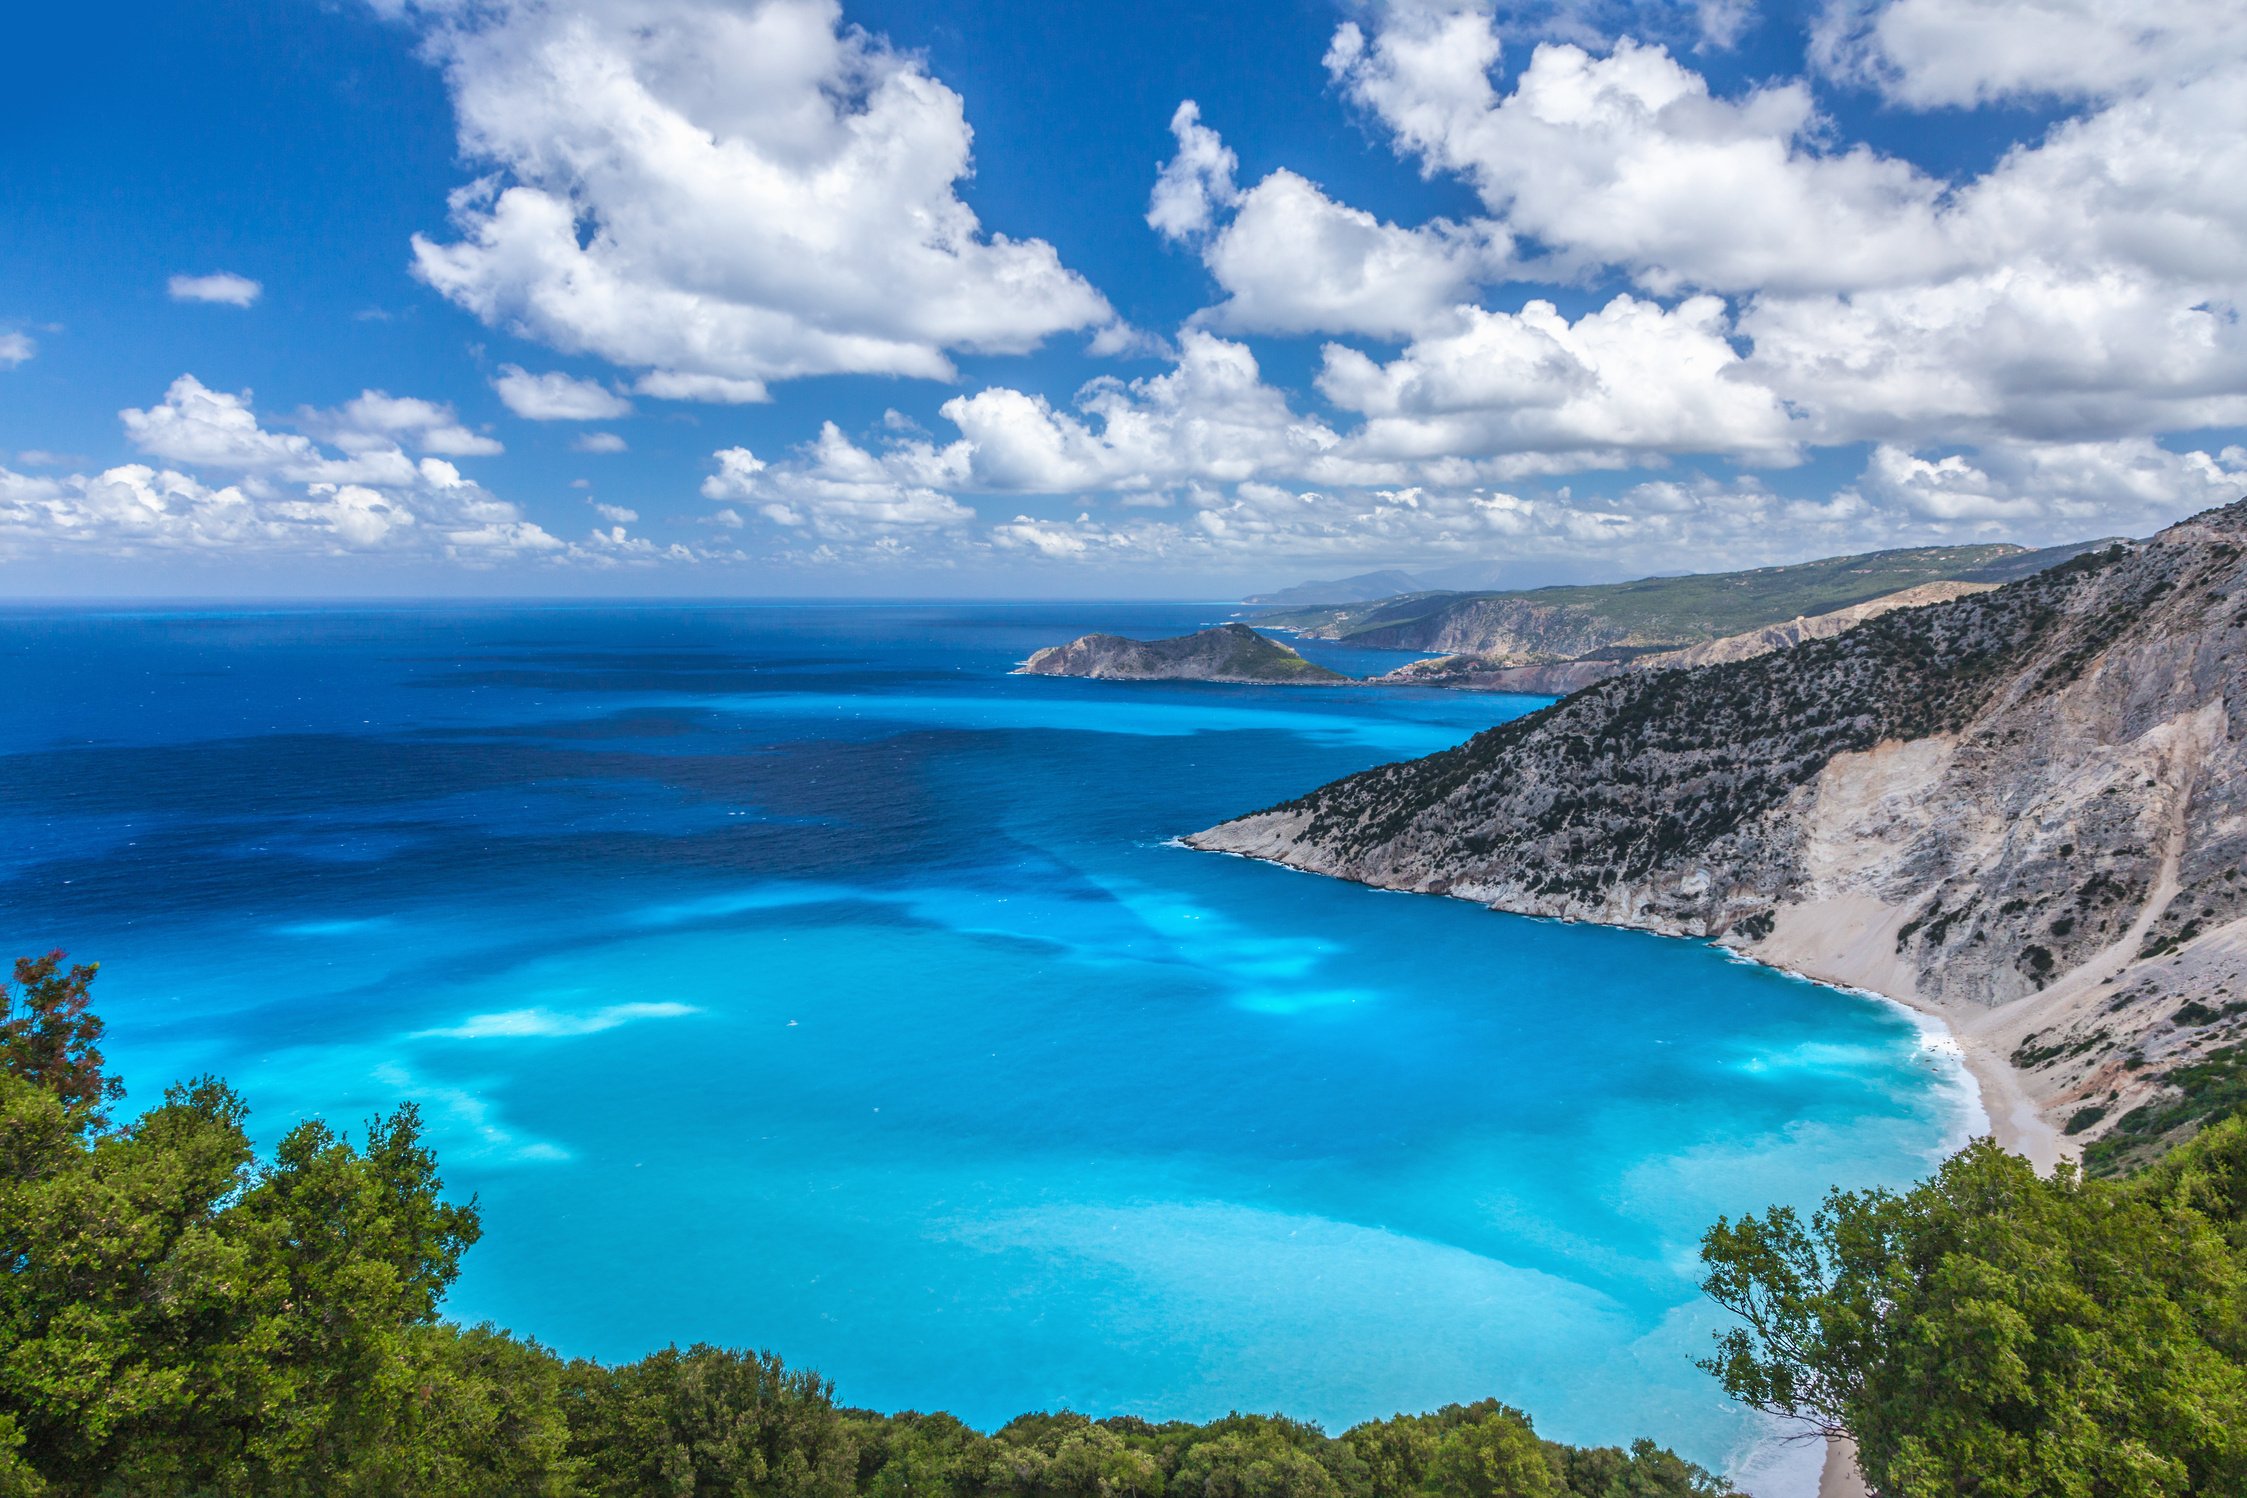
[{"left": 0, "top": 602, "right": 1975, "bottom": 1489}]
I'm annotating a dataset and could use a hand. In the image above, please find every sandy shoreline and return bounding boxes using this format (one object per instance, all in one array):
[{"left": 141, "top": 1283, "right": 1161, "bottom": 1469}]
[
  {"left": 1745, "top": 956, "right": 2063, "bottom": 1170},
  {"left": 1746, "top": 895, "right": 2069, "bottom": 1171}
]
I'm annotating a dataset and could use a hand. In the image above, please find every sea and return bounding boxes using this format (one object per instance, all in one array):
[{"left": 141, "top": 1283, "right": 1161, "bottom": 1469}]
[{"left": 0, "top": 601, "right": 1980, "bottom": 1492}]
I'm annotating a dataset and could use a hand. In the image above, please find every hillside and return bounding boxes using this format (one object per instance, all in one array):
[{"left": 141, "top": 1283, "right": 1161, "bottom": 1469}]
[
  {"left": 1193, "top": 503, "right": 2247, "bottom": 1168},
  {"left": 1257, "top": 543, "right": 2071, "bottom": 658},
  {"left": 1375, "top": 580, "right": 1995, "bottom": 694},
  {"left": 1243, "top": 569, "right": 1422, "bottom": 607},
  {"left": 1018, "top": 622, "right": 1346, "bottom": 684}
]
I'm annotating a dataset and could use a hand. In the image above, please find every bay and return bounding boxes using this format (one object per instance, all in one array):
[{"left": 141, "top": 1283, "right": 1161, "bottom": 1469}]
[{"left": 0, "top": 602, "right": 1975, "bottom": 1485}]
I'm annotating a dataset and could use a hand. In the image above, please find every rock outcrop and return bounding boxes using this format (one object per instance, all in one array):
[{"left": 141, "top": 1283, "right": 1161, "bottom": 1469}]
[
  {"left": 1019, "top": 622, "right": 1347, "bottom": 684},
  {"left": 1191, "top": 504, "right": 2247, "bottom": 1168}
]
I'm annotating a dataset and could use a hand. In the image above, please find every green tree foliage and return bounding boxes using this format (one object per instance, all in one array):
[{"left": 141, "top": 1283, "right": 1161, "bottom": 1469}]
[
  {"left": 3, "top": 952, "right": 122, "bottom": 1128},
  {"left": 1420, "top": 1410, "right": 1555, "bottom": 1498},
  {"left": 0, "top": 954, "right": 1743, "bottom": 1497},
  {"left": 1700, "top": 1138, "right": 2247, "bottom": 1495},
  {"left": 566, "top": 1345, "right": 858, "bottom": 1498}
]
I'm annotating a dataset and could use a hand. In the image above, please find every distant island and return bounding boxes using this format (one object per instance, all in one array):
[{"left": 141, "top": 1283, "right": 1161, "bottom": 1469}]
[{"left": 1018, "top": 621, "right": 1347, "bottom": 684}]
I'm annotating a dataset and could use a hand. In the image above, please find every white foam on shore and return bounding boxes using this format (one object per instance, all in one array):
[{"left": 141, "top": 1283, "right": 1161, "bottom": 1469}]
[
  {"left": 1715, "top": 945, "right": 1991, "bottom": 1165},
  {"left": 1708, "top": 951, "right": 1989, "bottom": 1497},
  {"left": 1722, "top": 1417, "right": 1827, "bottom": 1498}
]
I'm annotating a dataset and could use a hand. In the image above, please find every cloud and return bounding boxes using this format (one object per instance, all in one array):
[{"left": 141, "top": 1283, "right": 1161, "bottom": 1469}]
[
  {"left": 1300, "top": 0, "right": 2247, "bottom": 456},
  {"left": 632, "top": 370, "right": 772, "bottom": 405},
  {"left": 122, "top": 376, "right": 354, "bottom": 480},
  {"left": 1740, "top": 261, "right": 2247, "bottom": 446},
  {"left": 0, "top": 375, "right": 589, "bottom": 565},
  {"left": 1814, "top": 0, "right": 2247, "bottom": 107},
  {"left": 1319, "top": 293, "right": 1802, "bottom": 464},
  {"left": 835, "top": 299, "right": 1796, "bottom": 503},
  {"left": 305, "top": 390, "right": 504, "bottom": 457},
  {"left": 1147, "top": 100, "right": 1239, "bottom": 240},
  {"left": 939, "top": 331, "right": 1354, "bottom": 492},
  {"left": 0, "top": 461, "right": 439, "bottom": 557},
  {"left": 1328, "top": 16, "right": 1954, "bottom": 297},
  {"left": 572, "top": 432, "right": 628, "bottom": 453},
  {"left": 1151, "top": 106, "right": 1510, "bottom": 339},
  {"left": 1202, "top": 170, "right": 1511, "bottom": 338},
  {"left": 590, "top": 501, "right": 638, "bottom": 522},
  {"left": 1859, "top": 438, "right": 2247, "bottom": 525},
  {"left": 0, "top": 332, "right": 32, "bottom": 368},
  {"left": 389, "top": 0, "right": 1113, "bottom": 394},
  {"left": 703, "top": 425, "right": 974, "bottom": 540},
  {"left": 167, "top": 272, "right": 264, "bottom": 307},
  {"left": 492, "top": 365, "right": 633, "bottom": 420}
]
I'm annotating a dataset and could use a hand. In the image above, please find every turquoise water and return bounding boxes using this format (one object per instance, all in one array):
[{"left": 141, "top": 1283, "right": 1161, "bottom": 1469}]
[{"left": 0, "top": 603, "right": 1972, "bottom": 1485}]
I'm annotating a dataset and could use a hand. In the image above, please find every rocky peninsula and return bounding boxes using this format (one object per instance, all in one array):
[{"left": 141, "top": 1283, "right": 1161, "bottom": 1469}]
[
  {"left": 1192, "top": 501, "right": 2247, "bottom": 1173},
  {"left": 1019, "top": 622, "right": 1347, "bottom": 684}
]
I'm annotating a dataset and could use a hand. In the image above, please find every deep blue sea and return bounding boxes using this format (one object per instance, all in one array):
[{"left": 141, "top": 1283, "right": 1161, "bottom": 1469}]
[{"left": 0, "top": 602, "right": 1975, "bottom": 1489}]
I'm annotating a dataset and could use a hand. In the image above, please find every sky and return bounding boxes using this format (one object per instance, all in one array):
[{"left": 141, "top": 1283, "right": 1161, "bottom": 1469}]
[{"left": 2, "top": 0, "right": 2244, "bottom": 598}]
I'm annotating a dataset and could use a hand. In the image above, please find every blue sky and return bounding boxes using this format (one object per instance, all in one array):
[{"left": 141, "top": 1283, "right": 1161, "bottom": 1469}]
[{"left": 3, "top": 0, "right": 2243, "bottom": 597}]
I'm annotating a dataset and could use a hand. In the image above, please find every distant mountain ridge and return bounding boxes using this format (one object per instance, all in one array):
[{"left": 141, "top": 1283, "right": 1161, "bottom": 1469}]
[
  {"left": 1193, "top": 503, "right": 2247, "bottom": 1168},
  {"left": 1377, "top": 580, "right": 1997, "bottom": 694},
  {"left": 1243, "top": 571, "right": 1424, "bottom": 607},
  {"left": 1018, "top": 623, "right": 1346, "bottom": 684},
  {"left": 1256, "top": 541, "right": 2115, "bottom": 659}
]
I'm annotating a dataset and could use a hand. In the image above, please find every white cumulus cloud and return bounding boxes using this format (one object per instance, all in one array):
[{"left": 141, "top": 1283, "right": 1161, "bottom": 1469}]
[
  {"left": 304, "top": 390, "right": 504, "bottom": 457},
  {"left": 492, "top": 365, "right": 633, "bottom": 420},
  {"left": 167, "top": 272, "right": 264, "bottom": 307},
  {"left": 1152, "top": 104, "right": 1511, "bottom": 338},
  {"left": 703, "top": 425, "right": 974, "bottom": 541},
  {"left": 388, "top": 0, "right": 1115, "bottom": 395},
  {"left": 0, "top": 375, "right": 594, "bottom": 566},
  {"left": 1814, "top": 0, "right": 2247, "bottom": 107}
]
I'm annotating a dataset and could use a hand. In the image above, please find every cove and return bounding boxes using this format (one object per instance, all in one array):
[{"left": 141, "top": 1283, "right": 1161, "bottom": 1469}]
[{"left": 0, "top": 602, "right": 1977, "bottom": 1488}]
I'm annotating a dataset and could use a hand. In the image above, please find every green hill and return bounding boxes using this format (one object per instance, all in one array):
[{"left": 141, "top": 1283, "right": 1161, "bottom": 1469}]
[{"left": 1256, "top": 542, "right": 2107, "bottom": 658}]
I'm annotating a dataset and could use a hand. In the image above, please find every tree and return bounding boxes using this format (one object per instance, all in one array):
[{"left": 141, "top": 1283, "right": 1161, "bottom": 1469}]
[
  {"left": 1699, "top": 1139, "right": 2247, "bottom": 1496},
  {"left": 0, "top": 1062, "right": 488, "bottom": 1496},
  {"left": 848, "top": 1410, "right": 989, "bottom": 1498},
  {"left": 1343, "top": 1414, "right": 1436, "bottom": 1498},
  {"left": 983, "top": 1414, "right": 1163, "bottom": 1498},
  {"left": 566, "top": 1344, "right": 859, "bottom": 1498},
  {"left": 1, "top": 952, "right": 122, "bottom": 1129},
  {"left": 1168, "top": 1416, "right": 1358, "bottom": 1498},
  {"left": 1421, "top": 1411, "right": 1558, "bottom": 1498}
]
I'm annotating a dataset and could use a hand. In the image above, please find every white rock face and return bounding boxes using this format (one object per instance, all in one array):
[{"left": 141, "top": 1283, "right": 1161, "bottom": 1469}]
[{"left": 1191, "top": 505, "right": 2247, "bottom": 1163}]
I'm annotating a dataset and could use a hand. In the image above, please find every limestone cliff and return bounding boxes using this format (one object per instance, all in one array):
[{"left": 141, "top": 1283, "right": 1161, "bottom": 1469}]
[
  {"left": 1019, "top": 622, "right": 1347, "bottom": 684},
  {"left": 1191, "top": 504, "right": 2247, "bottom": 1167}
]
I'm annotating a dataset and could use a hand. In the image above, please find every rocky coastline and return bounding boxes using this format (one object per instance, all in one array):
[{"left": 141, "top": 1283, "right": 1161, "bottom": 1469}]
[{"left": 1191, "top": 502, "right": 2247, "bottom": 1170}]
